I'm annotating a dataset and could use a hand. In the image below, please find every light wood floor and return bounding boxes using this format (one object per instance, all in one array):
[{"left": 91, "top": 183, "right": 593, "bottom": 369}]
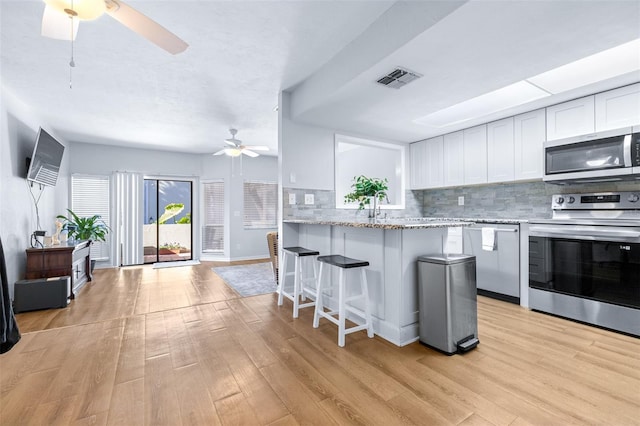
[{"left": 1, "top": 260, "right": 639, "bottom": 425}]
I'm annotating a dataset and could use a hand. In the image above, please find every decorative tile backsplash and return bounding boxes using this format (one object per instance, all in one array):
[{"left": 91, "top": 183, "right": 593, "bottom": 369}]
[
  {"left": 283, "top": 189, "right": 423, "bottom": 219},
  {"left": 421, "top": 180, "right": 640, "bottom": 219},
  {"left": 284, "top": 180, "right": 639, "bottom": 220}
]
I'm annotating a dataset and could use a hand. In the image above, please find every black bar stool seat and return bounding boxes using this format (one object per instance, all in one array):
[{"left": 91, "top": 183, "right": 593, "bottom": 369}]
[
  {"left": 283, "top": 246, "right": 320, "bottom": 257},
  {"left": 317, "top": 255, "right": 369, "bottom": 269}
]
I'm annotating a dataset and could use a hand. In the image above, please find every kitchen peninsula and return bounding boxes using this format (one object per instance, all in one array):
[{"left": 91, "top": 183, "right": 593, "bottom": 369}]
[{"left": 282, "top": 218, "right": 473, "bottom": 346}]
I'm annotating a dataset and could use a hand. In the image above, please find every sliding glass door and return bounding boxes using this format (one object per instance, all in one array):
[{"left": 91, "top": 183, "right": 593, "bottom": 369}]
[{"left": 143, "top": 179, "right": 192, "bottom": 264}]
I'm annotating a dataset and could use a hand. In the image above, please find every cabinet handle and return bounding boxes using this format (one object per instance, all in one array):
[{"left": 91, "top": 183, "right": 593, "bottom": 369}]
[{"left": 467, "top": 228, "right": 518, "bottom": 233}]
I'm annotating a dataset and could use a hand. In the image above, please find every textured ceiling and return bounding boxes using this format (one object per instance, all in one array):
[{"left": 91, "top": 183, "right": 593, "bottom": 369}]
[
  {"left": 0, "top": 0, "right": 394, "bottom": 154},
  {"left": 1, "top": 1, "right": 639, "bottom": 155}
]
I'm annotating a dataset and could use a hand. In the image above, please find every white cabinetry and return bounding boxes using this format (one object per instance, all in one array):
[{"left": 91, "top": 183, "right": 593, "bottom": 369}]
[
  {"left": 487, "top": 117, "right": 515, "bottom": 183},
  {"left": 514, "top": 108, "right": 546, "bottom": 180},
  {"left": 409, "top": 141, "right": 427, "bottom": 189},
  {"left": 546, "top": 95, "right": 595, "bottom": 140},
  {"left": 595, "top": 83, "right": 640, "bottom": 131},
  {"left": 443, "top": 131, "right": 464, "bottom": 187},
  {"left": 410, "top": 137, "right": 444, "bottom": 189},
  {"left": 463, "top": 125, "right": 487, "bottom": 184}
]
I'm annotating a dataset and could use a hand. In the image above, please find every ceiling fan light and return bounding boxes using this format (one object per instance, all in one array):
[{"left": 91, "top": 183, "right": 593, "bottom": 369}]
[
  {"left": 44, "top": 0, "right": 106, "bottom": 21},
  {"left": 225, "top": 148, "right": 243, "bottom": 157}
]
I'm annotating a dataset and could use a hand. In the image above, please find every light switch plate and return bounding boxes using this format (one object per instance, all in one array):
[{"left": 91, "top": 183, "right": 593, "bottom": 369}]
[
  {"left": 289, "top": 172, "right": 296, "bottom": 184},
  {"left": 288, "top": 193, "right": 296, "bottom": 205},
  {"left": 458, "top": 196, "right": 464, "bottom": 206},
  {"left": 305, "top": 194, "right": 314, "bottom": 205}
]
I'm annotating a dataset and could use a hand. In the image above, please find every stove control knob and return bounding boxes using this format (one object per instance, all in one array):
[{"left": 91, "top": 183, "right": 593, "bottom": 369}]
[
  {"left": 567, "top": 196, "right": 575, "bottom": 204},
  {"left": 556, "top": 196, "right": 565, "bottom": 204},
  {"left": 629, "top": 194, "right": 640, "bottom": 203}
]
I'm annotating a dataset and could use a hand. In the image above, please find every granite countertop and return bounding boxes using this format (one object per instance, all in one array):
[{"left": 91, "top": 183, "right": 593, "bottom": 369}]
[
  {"left": 283, "top": 217, "right": 527, "bottom": 229},
  {"left": 428, "top": 217, "right": 528, "bottom": 225},
  {"left": 283, "top": 218, "right": 474, "bottom": 230}
]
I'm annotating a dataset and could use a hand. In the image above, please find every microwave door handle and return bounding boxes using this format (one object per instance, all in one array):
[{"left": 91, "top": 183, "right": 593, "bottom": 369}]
[{"left": 623, "top": 134, "right": 632, "bottom": 166}]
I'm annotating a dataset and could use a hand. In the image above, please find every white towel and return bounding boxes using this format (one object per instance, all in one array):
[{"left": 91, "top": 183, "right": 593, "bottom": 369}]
[{"left": 481, "top": 227, "right": 496, "bottom": 251}]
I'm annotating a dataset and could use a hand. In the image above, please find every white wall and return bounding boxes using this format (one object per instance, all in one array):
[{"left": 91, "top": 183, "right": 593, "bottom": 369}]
[
  {"left": 280, "top": 92, "right": 335, "bottom": 190},
  {"left": 1, "top": 87, "right": 70, "bottom": 297}
]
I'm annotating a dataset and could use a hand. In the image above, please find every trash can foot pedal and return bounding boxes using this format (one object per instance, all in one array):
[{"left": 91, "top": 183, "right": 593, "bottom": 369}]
[{"left": 456, "top": 336, "right": 479, "bottom": 353}]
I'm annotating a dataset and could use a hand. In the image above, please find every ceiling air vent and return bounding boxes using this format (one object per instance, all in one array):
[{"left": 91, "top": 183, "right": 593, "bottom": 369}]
[{"left": 376, "top": 67, "right": 422, "bottom": 89}]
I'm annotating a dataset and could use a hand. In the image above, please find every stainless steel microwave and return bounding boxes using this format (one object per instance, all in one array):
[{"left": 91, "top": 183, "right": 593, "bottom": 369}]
[{"left": 543, "top": 126, "right": 640, "bottom": 183}]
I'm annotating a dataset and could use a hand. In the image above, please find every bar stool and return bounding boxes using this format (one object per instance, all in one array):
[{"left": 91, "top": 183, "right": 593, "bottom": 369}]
[
  {"left": 313, "top": 255, "right": 374, "bottom": 347},
  {"left": 278, "top": 246, "right": 320, "bottom": 318}
]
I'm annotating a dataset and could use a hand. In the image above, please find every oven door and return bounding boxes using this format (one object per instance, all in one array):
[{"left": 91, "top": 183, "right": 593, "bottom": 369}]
[{"left": 529, "top": 223, "right": 640, "bottom": 336}]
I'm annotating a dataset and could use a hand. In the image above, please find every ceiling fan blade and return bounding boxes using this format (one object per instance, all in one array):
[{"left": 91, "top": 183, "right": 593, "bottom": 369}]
[
  {"left": 105, "top": 0, "right": 188, "bottom": 55},
  {"left": 243, "top": 145, "right": 269, "bottom": 151},
  {"left": 213, "top": 149, "right": 227, "bottom": 156},
  {"left": 242, "top": 150, "right": 260, "bottom": 158},
  {"left": 42, "top": 5, "right": 79, "bottom": 41},
  {"left": 225, "top": 140, "right": 238, "bottom": 147}
]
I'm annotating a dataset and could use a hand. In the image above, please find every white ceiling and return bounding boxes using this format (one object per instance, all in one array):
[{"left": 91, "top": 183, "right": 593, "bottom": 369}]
[{"left": 1, "top": 0, "right": 639, "bottom": 155}]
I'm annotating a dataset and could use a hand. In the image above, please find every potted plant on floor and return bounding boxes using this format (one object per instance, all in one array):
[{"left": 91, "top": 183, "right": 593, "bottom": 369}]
[{"left": 56, "top": 209, "right": 110, "bottom": 271}]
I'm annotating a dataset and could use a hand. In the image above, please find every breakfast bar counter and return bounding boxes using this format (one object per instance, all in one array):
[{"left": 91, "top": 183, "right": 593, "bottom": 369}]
[{"left": 282, "top": 218, "right": 473, "bottom": 346}]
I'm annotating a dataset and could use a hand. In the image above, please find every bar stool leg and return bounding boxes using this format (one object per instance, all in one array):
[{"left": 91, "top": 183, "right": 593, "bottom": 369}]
[
  {"left": 361, "top": 268, "right": 374, "bottom": 338},
  {"left": 313, "top": 262, "right": 325, "bottom": 328},
  {"left": 338, "top": 268, "right": 346, "bottom": 347},
  {"left": 293, "top": 255, "right": 301, "bottom": 318},
  {"left": 277, "top": 250, "right": 287, "bottom": 306}
]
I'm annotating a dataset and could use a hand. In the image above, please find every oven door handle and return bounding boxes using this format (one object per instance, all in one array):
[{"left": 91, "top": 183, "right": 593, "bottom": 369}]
[{"left": 530, "top": 226, "right": 640, "bottom": 241}]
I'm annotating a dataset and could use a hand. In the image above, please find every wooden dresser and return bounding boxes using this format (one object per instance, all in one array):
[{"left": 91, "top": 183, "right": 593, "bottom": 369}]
[{"left": 25, "top": 240, "right": 92, "bottom": 298}]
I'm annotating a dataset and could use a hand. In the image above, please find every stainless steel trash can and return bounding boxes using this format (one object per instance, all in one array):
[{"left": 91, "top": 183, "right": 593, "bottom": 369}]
[{"left": 417, "top": 254, "right": 479, "bottom": 354}]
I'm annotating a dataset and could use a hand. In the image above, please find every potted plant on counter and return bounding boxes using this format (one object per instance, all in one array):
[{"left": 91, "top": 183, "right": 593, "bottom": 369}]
[
  {"left": 56, "top": 209, "right": 110, "bottom": 271},
  {"left": 344, "top": 175, "right": 389, "bottom": 217}
]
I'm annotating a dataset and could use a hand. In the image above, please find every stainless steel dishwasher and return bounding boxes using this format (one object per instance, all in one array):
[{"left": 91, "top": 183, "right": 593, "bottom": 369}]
[{"left": 462, "top": 223, "right": 520, "bottom": 303}]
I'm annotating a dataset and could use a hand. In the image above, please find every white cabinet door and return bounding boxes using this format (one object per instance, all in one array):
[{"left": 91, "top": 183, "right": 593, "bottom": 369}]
[
  {"left": 595, "top": 83, "right": 640, "bottom": 131},
  {"left": 487, "top": 117, "right": 515, "bottom": 183},
  {"left": 514, "top": 108, "right": 546, "bottom": 180},
  {"left": 463, "top": 125, "right": 488, "bottom": 184},
  {"left": 410, "top": 138, "right": 444, "bottom": 189},
  {"left": 546, "top": 95, "right": 595, "bottom": 140},
  {"left": 409, "top": 141, "right": 428, "bottom": 189},
  {"left": 425, "top": 136, "right": 444, "bottom": 188},
  {"left": 443, "top": 131, "right": 464, "bottom": 187}
]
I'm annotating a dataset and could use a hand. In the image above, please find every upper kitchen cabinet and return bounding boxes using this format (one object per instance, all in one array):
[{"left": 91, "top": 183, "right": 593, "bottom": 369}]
[
  {"left": 546, "top": 95, "right": 595, "bottom": 140},
  {"left": 514, "top": 108, "right": 545, "bottom": 180},
  {"left": 595, "top": 83, "right": 640, "bottom": 131},
  {"left": 410, "top": 141, "right": 427, "bottom": 189},
  {"left": 443, "top": 131, "right": 464, "bottom": 187},
  {"left": 410, "top": 137, "right": 444, "bottom": 189},
  {"left": 463, "top": 125, "right": 488, "bottom": 184},
  {"left": 487, "top": 117, "right": 515, "bottom": 183}
]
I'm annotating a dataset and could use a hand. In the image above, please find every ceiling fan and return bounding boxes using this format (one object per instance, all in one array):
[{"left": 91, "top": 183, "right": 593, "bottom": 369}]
[
  {"left": 41, "top": 0, "right": 188, "bottom": 55},
  {"left": 213, "top": 129, "right": 269, "bottom": 158}
]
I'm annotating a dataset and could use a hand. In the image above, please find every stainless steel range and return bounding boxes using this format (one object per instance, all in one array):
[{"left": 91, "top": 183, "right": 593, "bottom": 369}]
[{"left": 529, "top": 191, "right": 640, "bottom": 336}]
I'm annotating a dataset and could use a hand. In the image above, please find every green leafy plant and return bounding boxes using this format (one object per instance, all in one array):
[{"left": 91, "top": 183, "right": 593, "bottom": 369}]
[
  {"left": 343, "top": 175, "right": 389, "bottom": 210},
  {"left": 158, "top": 203, "right": 184, "bottom": 224},
  {"left": 56, "top": 209, "right": 110, "bottom": 242},
  {"left": 176, "top": 212, "right": 191, "bottom": 224}
]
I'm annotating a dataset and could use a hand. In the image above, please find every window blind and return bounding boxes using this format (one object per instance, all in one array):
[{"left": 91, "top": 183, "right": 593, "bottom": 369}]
[
  {"left": 71, "top": 175, "right": 111, "bottom": 261},
  {"left": 202, "top": 181, "right": 224, "bottom": 252},
  {"left": 243, "top": 181, "right": 277, "bottom": 229}
]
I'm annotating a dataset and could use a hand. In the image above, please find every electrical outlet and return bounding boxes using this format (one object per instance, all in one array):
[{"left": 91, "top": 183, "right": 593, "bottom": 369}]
[
  {"left": 305, "top": 194, "right": 314, "bottom": 205},
  {"left": 288, "top": 193, "right": 296, "bottom": 205},
  {"left": 458, "top": 196, "right": 465, "bottom": 206},
  {"left": 234, "top": 211, "right": 240, "bottom": 217}
]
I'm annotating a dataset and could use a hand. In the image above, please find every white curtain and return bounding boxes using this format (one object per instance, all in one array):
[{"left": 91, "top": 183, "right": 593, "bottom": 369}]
[{"left": 112, "top": 172, "right": 143, "bottom": 266}]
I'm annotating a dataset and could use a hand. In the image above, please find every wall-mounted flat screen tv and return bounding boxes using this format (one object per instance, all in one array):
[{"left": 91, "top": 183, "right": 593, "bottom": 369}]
[{"left": 26, "top": 128, "right": 64, "bottom": 187}]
